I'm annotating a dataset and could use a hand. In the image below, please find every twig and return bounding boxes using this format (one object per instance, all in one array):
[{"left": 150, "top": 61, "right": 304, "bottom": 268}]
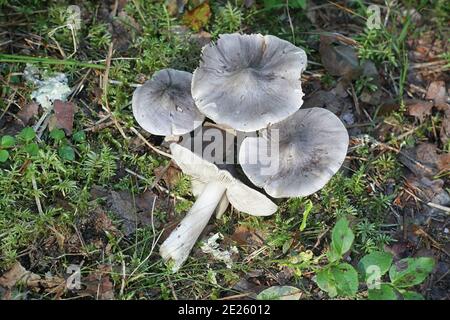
[
  {"left": 129, "top": 126, "right": 172, "bottom": 159},
  {"left": 31, "top": 175, "right": 44, "bottom": 215}
]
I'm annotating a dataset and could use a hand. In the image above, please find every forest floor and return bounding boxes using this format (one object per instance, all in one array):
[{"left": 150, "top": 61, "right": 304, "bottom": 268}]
[{"left": 0, "top": 0, "right": 448, "bottom": 300}]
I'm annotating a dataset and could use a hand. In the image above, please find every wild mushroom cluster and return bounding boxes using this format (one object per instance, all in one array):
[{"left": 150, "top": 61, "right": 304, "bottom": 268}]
[{"left": 132, "top": 33, "right": 349, "bottom": 272}]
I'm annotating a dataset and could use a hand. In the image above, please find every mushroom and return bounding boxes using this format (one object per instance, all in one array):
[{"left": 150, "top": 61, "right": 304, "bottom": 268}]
[
  {"left": 160, "top": 143, "right": 278, "bottom": 272},
  {"left": 191, "top": 33, "right": 307, "bottom": 132},
  {"left": 179, "top": 123, "right": 236, "bottom": 219},
  {"left": 132, "top": 68, "right": 205, "bottom": 138},
  {"left": 238, "top": 107, "right": 349, "bottom": 198}
]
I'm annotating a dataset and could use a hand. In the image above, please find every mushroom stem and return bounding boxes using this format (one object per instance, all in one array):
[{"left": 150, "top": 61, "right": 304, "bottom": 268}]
[{"left": 160, "top": 181, "right": 227, "bottom": 272}]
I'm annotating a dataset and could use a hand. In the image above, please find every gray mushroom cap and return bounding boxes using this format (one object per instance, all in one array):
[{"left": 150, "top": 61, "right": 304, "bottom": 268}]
[
  {"left": 191, "top": 33, "right": 307, "bottom": 132},
  {"left": 132, "top": 68, "right": 205, "bottom": 136},
  {"left": 239, "top": 107, "right": 349, "bottom": 198}
]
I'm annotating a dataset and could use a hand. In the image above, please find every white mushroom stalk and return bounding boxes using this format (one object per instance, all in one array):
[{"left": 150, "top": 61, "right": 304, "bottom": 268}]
[{"left": 160, "top": 144, "right": 277, "bottom": 272}]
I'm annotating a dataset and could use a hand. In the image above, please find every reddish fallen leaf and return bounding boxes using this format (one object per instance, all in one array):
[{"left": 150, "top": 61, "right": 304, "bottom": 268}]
[
  {"left": 54, "top": 100, "right": 75, "bottom": 135},
  {"left": 407, "top": 100, "right": 433, "bottom": 122}
]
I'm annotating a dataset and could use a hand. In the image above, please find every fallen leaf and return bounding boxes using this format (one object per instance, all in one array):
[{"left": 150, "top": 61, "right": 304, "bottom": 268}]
[
  {"left": 0, "top": 262, "right": 66, "bottom": 298},
  {"left": 182, "top": 2, "right": 211, "bottom": 32},
  {"left": 154, "top": 163, "right": 182, "bottom": 188},
  {"left": 399, "top": 143, "right": 448, "bottom": 177},
  {"left": 231, "top": 225, "right": 265, "bottom": 247},
  {"left": 0, "top": 262, "right": 38, "bottom": 288},
  {"left": 440, "top": 108, "right": 450, "bottom": 144},
  {"left": 54, "top": 100, "right": 75, "bottom": 135},
  {"left": 407, "top": 101, "right": 433, "bottom": 122},
  {"left": 82, "top": 264, "right": 115, "bottom": 300},
  {"left": 256, "top": 286, "right": 302, "bottom": 300},
  {"left": 166, "top": 0, "right": 188, "bottom": 16},
  {"left": 107, "top": 190, "right": 163, "bottom": 235},
  {"left": 16, "top": 102, "right": 39, "bottom": 125},
  {"left": 319, "top": 35, "right": 359, "bottom": 79},
  {"left": 426, "top": 81, "right": 447, "bottom": 108}
]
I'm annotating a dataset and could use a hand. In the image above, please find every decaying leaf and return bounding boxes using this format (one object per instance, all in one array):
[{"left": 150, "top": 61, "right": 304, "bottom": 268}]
[
  {"left": 426, "top": 81, "right": 447, "bottom": 108},
  {"left": 407, "top": 100, "right": 433, "bottom": 122},
  {"left": 166, "top": 0, "right": 188, "bottom": 16},
  {"left": 105, "top": 189, "right": 165, "bottom": 236},
  {"left": 182, "top": 2, "right": 211, "bottom": 32},
  {"left": 82, "top": 264, "right": 115, "bottom": 300},
  {"left": 16, "top": 102, "right": 39, "bottom": 125},
  {"left": 154, "top": 163, "right": 182, "bottom": 188},
  {"left": 0, "top": 262, "right": 66, "bottom": 298},
  {"left": 231, "top": 225, "right": 265, "bottom": 247},
  {"left": 53, "top": 100, "right": 75, "bottom": 135},
  {"left": 399, "top": 143, "right": 449, "bottom": 177},
  {"left": 319, "top": 35, "right": 359, "bottom": 79}
]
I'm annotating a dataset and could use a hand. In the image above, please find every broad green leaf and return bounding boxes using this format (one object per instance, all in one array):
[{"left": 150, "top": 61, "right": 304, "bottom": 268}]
[
  {"left": 328, "top": 218, "right": 354, "bottom": 261},
  {"left": 256, "top": 286, "right": 302, "bottom": 300},
  {"left": 59, "top": 145, "right": 75, "bottom": 161},
  {"left": 389, "top": 257, "right": 434, "bottom": 288},
  {"left": 24, "top": 143, "right": 39, "bottom": 156},
  {"left": 332, "top": 263, "right": 359, "bottom": 297},
  {"left": 315, "top": 267, "right": 338, "bottom": 298},
  {"left": 401, "top": 291, "right": 424, "bottom": 300},
  {"left": 72, "top": 131, "right": 86, "bottom": 143},
  {"left": 315, "top": 263, "right": 358, "bottom": 298},
  {"left": 368, "top": 284, "right": 397, "bottom": 300},
  {"left": 19, "top": 127, "right": 36, "bottom": 142},
  {"left": 0, "top": 149, "right": 9, "bottom": 162},
  {"left": 1, "top": 135, "right": 15, "bottom": 148},
  {"left": 50, "top": 128, "right": 65, "bottom": 141},
  {"left": 358, "top": 251, "right": 393, "bottom": 282},
  {"left": 299, "top": 199, "right": 313, "bottom": 232}
]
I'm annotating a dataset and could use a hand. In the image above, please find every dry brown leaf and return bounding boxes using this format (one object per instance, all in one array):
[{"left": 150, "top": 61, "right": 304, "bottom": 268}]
[
  {"left": 0, "top": 262, "right": 66, "bottom": 298},
  {"left": 407, "top": 101, "right": 433, "bottom": 122},
  {"left": 16, "top": 102, "right": 39, "bottom": 125},
  {"left": 426, "top": 81, "right": 447, "bottom": 108},
  {"left": 82, "top": 264, "right": 115, "bottom": 300},
  {"left": 154, "top": 163, "right": 182, "bottom": 188},
  {"left": 231, "top": 226, "right": 265, "bottom": 247}
]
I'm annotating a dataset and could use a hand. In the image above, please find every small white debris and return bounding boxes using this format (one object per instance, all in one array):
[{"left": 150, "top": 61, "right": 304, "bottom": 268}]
[
  {"left": 24, "top": 64, "right": 71, "bottom": 111},
  {"left": 444, "top": 228, "right": 449, "bottom": 234},
  {"left": 200, "top": 233, "right": 238, "bottom": 269}
]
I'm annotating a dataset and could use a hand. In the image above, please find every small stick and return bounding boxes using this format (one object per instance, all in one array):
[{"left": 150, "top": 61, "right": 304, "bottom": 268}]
[
  {"left": 31, "top": 175, "right": 44, "bottom": 215},
  {"left": 129, "top": 127, "right": 172, "bottom": 159}
]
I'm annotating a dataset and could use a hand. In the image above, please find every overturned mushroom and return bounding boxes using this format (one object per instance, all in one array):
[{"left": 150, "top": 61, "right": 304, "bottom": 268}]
[
  {"left": 239, "top": 107, "right": 349, "bottom": 198},
  {"left": 180, "top": 123, "right": 237, "bottom": 219},
  {"left": 160, "top": 143, "right": 277, "bottom": 272},
  {"left": 191, "top": 33, "right": 307, "bottom": 132},
  {"left": 132, "top": 68, "right": 204, "bottom": 137}
]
